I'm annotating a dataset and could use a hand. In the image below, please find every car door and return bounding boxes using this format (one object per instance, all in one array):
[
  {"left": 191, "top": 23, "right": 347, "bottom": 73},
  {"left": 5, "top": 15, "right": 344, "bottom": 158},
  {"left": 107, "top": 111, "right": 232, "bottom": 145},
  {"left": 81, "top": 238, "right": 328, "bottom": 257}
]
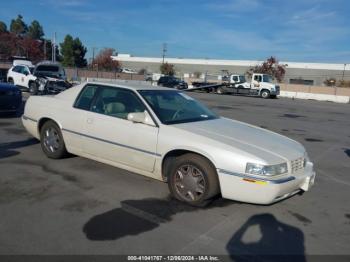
[
  {"left": 10, "top": 66, "right": 23, "bottom": 86},
  {"left": 81, "top": 85, "right": 159, "bottom": 172}
]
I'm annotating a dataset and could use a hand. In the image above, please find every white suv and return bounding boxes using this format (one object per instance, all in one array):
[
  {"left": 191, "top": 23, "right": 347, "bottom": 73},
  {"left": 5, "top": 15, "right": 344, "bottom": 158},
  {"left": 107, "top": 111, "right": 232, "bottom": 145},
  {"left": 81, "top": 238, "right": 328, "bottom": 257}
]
[{"left": 7, "top": 63, "right": 36, "bottom": 91}]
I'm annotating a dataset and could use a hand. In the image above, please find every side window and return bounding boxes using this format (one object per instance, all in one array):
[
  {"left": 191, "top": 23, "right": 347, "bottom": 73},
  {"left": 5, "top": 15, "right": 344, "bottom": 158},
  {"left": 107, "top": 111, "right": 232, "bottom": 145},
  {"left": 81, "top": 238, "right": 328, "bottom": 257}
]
[
  {"left": 91, "top": 87, "right": 146, "bottom": 120},
  {"left": 254, "top": 75, "right": 262, "bottom": 82},
  {"left": 232, "top": 76, "right": 238, "bottom": 82},
  {"left": 74, "top": 85, "right": 98, "bottom": 110}
]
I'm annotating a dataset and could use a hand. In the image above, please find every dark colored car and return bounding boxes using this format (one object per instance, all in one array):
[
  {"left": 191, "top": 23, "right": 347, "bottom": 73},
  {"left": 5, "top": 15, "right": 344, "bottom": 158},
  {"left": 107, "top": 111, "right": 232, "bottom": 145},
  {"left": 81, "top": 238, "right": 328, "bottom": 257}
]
[
  {"left": 0, "top": 83, "right": 22, "bottom": 114},
  {"left": 157, "top": 76, "right": 188, "bottom": 90},
  {"left": 32, "top": 61, "right": 72, "bottom": 95}
]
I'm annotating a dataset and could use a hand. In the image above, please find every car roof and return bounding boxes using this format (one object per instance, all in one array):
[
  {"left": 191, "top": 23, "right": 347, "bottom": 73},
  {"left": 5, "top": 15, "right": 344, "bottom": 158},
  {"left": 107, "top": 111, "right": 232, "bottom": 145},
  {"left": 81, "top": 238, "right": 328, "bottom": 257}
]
[{"left": 86, "top": 80, "right": 176, "bottom": 91}]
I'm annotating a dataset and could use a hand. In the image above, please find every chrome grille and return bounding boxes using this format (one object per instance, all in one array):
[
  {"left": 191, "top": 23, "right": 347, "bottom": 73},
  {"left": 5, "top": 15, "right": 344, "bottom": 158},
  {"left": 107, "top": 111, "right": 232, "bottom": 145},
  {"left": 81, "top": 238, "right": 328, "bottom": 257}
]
[{"left": 291, "top": 157, "right": 304, "bottom": 173}]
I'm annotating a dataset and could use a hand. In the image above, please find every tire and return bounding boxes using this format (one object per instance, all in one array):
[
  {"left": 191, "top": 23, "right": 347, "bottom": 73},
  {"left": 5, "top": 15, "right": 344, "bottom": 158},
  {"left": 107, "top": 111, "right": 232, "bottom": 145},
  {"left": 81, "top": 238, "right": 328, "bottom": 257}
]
[
  {"left": 216, "top": 87, "right": 224, "bottom": 95},
  {"left": 29, "top": 82, "right": 38, "bottom": 95},
  {"left": 261, "top": 90, "right": 270, "bottom": 99},
  {"left": 40, "top": 121, "right": 68, "bottom": 159},
  {"left": 8, "top": 78, "right": 14, "bottom": 84},
  {"left": 167, "top": 153, "right": 220, "bottom": 207}
]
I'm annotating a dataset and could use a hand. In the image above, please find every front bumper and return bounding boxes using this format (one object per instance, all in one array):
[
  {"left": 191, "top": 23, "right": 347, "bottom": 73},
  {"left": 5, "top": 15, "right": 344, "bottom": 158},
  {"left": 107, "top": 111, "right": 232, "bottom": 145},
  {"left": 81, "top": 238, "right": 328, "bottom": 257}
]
[{"left": 217, "top": 162, "right": 316, "bottom": 204}]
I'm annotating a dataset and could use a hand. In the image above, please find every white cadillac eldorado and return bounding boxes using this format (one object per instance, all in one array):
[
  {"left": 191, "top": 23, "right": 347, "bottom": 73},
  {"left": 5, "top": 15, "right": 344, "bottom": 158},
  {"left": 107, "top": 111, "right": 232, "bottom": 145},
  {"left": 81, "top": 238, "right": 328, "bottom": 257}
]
[{"left": 22, "top": 81, "right": 316, "bottom": 206}]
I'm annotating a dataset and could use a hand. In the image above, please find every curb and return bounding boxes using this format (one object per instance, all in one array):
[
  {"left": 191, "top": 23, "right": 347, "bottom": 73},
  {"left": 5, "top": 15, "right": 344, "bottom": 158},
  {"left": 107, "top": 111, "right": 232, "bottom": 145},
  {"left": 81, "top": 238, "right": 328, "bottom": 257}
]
[{"left": 279, "top": 91, "right": 350, "bottom": 104}]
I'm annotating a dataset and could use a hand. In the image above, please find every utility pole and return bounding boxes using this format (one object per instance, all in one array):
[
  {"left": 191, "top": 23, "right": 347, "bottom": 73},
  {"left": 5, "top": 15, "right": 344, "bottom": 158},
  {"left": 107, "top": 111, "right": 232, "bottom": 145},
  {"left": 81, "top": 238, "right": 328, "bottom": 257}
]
[
  {"left": 52, "top": 32, "right": 56, "bottom": 63},
  {"left": 342, "top": 63, "right": 347, "bottom": 82},
  {"left": 92, "top": 47, "right": 97, "bottom": 69},
  {"left": 162, "top": 43, "right": 167, "bottom": 64}
]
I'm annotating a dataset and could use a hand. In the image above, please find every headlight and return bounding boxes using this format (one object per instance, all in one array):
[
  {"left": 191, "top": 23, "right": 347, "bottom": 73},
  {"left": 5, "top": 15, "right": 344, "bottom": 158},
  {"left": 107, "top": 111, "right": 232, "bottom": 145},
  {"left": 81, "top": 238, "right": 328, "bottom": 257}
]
[
  {"left": 37, "top": 78, "right": 47, "bottom": 86},
  {"left": 246, "top": 162, "right": 288, "bottom": 176}
]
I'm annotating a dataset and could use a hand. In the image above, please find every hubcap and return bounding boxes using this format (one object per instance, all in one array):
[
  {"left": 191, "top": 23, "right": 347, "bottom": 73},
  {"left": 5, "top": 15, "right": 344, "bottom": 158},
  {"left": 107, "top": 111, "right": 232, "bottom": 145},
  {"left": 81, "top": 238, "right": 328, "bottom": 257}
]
[
  {"left": 43, "top": 127, "right": 60, "bottom": 153},
  {"left": 174, "top": 165, "right": 206, "bottom": 202}
]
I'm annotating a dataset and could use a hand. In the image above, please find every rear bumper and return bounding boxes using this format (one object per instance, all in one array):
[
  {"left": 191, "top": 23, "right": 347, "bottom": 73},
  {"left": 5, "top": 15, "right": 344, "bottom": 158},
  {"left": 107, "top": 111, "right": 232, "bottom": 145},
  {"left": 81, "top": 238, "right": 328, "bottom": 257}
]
[
  {"left": 22, "top": 115, "right": 39, "bottom": 139},
  {"left": 217, "top": 162, "right": 316, "bottom": 204}
]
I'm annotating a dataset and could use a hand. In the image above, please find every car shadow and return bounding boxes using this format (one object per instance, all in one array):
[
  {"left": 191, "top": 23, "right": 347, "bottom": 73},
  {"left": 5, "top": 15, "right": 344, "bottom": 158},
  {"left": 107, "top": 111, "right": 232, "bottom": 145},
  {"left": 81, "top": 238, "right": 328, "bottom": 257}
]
[
  {"left": 226, "top": 213, "right": 305, "bottom": 262},
  {"left": 0, "top": 138, "right": 39, "bottom": 159},
  {"left": 83, "top": 197, "right": 233, "bottom": 241}
]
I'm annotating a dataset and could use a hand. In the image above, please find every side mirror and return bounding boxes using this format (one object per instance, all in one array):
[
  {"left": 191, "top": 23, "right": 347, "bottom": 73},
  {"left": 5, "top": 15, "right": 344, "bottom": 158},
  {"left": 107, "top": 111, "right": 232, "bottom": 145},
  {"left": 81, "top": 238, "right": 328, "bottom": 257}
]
[
  {"left": 24, "top": 72, "right": 29, "bottom": 76},
  {"left": 127, "top": 111, "right": 156, "bottom": 127}
]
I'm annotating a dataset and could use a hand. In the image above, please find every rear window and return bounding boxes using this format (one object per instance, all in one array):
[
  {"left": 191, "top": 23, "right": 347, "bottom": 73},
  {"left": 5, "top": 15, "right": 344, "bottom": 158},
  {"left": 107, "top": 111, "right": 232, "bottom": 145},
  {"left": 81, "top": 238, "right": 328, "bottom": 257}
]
[
  {"left": 74, "top": 85, "right": 98, "bottom": 110},
  {"left": 36, "top": 65, "right": 60, "bottom": 72}
]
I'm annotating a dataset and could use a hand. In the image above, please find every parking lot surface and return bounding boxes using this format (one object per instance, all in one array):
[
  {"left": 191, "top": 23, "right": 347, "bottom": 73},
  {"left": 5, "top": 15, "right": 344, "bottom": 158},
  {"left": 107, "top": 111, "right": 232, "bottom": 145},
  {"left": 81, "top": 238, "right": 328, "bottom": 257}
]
[{"left": 0, "top": 92, "right": 350, "bottom": 257}]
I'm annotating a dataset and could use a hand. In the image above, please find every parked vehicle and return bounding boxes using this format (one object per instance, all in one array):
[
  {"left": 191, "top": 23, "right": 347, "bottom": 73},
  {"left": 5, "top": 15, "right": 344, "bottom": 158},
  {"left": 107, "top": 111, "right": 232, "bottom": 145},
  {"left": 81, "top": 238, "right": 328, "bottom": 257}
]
[
  {"left": 7, "top": 60, "right": 72, "bottom": 95},
  {"left": 0, "top": 83, "right": 22, "bottom": 114},
  {"left": 121, "top": 68, "right": 137, "bottom": 74},
  {"left": 31, "top": 61, "right": 72, "bottom": 95},
  {"left": 158, "top": 76, "right": 188, "bottom": 89},
  {"left": 7, "top": 62, "right": 36, "bottom": 91},
  {"left": 22, "top": 82, "right": 315, "bottom": 206},
  {"left": 191, "top": 73, "right": 280, "bottom": 99}
]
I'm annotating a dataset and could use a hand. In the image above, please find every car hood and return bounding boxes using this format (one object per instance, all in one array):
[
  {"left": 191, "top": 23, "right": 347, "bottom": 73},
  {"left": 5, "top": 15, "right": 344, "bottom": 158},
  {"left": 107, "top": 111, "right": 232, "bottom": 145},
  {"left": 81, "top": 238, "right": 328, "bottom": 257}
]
[{"left": 173, "top": 117, "right": 305, "bottom": 163}]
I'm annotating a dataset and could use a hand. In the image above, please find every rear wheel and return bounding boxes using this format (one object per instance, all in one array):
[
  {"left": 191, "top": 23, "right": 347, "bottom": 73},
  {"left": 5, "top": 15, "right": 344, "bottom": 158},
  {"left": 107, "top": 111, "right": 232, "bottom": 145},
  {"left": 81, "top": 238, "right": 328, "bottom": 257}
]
[
  {"left": 40, "top": 121, "right": 68, "bottom": 159},
  {"left": 167, "top": 153, "right": 220, "bottom": 207},
  {"left": 261, "top": 90, "right": 270, "bottom": 99}
]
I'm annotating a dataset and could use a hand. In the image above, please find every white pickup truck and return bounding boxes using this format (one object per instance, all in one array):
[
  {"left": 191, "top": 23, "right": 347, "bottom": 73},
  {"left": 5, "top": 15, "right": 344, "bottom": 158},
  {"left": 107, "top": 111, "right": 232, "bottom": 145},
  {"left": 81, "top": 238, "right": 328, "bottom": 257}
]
[{"left": 216, "top": 73, "right": 280, "bottom": 98}]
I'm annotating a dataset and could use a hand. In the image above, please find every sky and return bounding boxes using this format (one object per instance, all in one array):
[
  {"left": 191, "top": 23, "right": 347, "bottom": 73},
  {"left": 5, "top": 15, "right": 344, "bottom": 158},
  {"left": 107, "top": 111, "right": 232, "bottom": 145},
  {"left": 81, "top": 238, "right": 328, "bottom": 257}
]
[{"left": 1, "top": 0, "right": 350, "bottom": 63}]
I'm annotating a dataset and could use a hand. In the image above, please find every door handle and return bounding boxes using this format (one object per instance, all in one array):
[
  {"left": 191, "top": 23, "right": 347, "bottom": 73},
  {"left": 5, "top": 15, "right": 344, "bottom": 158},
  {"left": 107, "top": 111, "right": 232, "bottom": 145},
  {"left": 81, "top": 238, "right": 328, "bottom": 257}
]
[{"left": 87, "top": 118, "right": 94, "bottom": 124}]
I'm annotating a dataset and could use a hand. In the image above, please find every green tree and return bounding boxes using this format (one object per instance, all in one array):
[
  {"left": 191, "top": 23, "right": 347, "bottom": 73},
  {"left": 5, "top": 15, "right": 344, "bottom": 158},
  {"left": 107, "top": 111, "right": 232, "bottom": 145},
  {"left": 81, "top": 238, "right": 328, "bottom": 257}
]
[
  {"left": 60, "top": 34, "right": 75, "bottom": 66},
  {"left": 160, "top": 62, "right": 175, "bottom": 76},
  {"left": 10, "top": 15, "right": 28, "bottom": 35},
  {"left": 60, "top": 35, "right": 87, "bottom": 67},
  {"left": 72, "top": 37, "right": 87, "bottom": 67},
  {"left": 0, "top": 21, "right": 7, "bottom": 33},
  {"left": 28, "top": 20, "right": 44, "bottom": 39}
]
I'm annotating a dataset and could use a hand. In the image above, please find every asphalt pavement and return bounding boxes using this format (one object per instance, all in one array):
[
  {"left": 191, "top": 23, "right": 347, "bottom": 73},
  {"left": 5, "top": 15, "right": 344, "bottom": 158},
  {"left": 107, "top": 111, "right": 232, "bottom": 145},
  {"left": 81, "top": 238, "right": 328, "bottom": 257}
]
[{"left": 0, "top": 92, "right": 350, "bottom": 258}]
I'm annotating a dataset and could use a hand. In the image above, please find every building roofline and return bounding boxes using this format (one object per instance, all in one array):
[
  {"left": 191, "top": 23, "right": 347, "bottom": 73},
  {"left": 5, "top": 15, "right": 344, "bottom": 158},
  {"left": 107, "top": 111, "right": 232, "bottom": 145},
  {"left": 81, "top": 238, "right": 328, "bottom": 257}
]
[{"left": 111, "top": 55, "right": 349, "bottom": 71}]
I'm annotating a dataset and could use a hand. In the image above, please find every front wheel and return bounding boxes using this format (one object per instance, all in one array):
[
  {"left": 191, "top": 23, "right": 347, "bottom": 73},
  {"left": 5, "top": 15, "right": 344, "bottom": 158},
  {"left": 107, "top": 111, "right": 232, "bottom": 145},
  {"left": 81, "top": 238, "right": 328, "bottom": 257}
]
[
  {"left": 29, "top": 82, "right": 38, "bottom": 95},
  {"left": 40, "top": 121, "right": 68, "bottom": 159},
  {"left": 260, "top": 90, "right": 270, "bottom": 99},
  {"left": 216, "top": 87, "right": 224, "bottom": 95},
  {"left": 167, "top": 153, "right": 220, "bottom": 207}
]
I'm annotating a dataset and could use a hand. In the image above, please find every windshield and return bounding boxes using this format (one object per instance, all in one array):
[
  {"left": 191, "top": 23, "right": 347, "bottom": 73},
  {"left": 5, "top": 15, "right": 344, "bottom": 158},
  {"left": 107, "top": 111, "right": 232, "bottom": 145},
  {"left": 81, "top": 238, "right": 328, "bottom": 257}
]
[
  {"left": 139, "top": 90, "right": 218, "bottom": 125},
  {"left": 262, "top": 75, "right": 273, "bottom": 83}
]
